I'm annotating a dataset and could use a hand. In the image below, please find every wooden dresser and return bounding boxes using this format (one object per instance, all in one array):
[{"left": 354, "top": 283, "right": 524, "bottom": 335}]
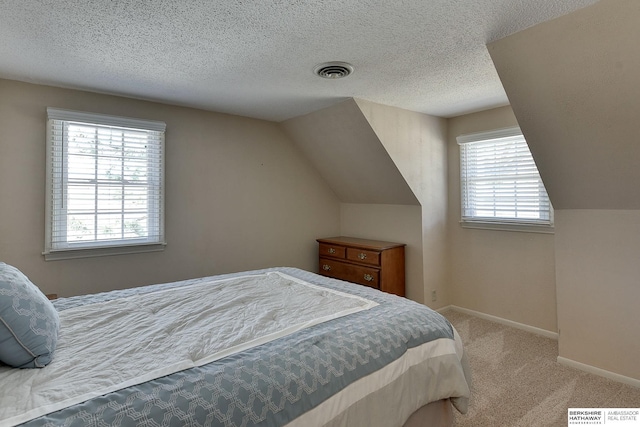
[{"left": 316, "top": 236, "right": 405, "bottom": 296}]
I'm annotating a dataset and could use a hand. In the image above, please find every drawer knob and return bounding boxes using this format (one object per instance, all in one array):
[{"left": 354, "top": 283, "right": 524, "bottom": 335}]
[
  {"left": 322, "top": 264, "right": 331, "bottom": 271},
  {"left": 358, "top": 253, "right": 367, "bottom": 260},
  {"left": 328, "top": 248, "right": 336, "bottom": 254},
  {"left": 364, "top": 274, "right": 374, "bottom": 282}
]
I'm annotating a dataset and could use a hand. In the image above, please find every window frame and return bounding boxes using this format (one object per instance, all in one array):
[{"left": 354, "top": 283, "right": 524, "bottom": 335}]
[
  {"left": 457, "top": 126, "right": 554, "bottom": 234},
  {"left": 44, "top": 108, "right": 166, "bottom": 260}
]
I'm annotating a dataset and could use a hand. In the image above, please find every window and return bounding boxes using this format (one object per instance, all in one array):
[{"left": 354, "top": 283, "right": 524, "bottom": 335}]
[
  {"left": 457, "top": 127, "right": 553, "bottom": 233},
  {"left": 44, "top": 108, "right": 166, "bottom": 260}
]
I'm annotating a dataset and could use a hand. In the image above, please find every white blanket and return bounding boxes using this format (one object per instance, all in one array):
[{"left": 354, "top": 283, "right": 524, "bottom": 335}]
[{"left": 0, "top": 272, "right": 377, "bottom": 427}]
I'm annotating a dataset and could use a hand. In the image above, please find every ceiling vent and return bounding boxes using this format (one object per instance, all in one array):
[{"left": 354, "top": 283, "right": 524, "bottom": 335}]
[{"left": 314, "top": 62, "right": 354, "bottom": 79}]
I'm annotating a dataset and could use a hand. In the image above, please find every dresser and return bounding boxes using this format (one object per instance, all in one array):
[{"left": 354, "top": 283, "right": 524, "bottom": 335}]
[{"left": 316, "top": 236, "right": 405, "bottom": 296}]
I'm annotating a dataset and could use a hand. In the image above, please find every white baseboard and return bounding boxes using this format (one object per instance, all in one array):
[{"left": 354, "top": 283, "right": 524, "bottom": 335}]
[
  {"left": 441, "top": 305, "right": 559, "bottom": 340},
  {"left": 557, "top": 356, "right": 640, "bottom": 389},
  {"left": 435, "top": 305, "right": 453, "bottom": 314},
  {"left": 437, "top": 305, "right": 640, "bottom": 389}
]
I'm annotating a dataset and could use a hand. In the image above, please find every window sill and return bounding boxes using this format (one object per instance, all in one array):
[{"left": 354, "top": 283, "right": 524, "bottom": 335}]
[
  {"left": 43, "top": 242, "right": 166, "bottom": 261},
  {"left": 460, "top": 220, "right": 554, "bottom": 234}
]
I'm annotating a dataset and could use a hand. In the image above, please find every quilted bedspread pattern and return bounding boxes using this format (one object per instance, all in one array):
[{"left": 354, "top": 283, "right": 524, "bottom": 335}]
[{"left": 17, "top": 267, "right": 465, "bottom": 427}]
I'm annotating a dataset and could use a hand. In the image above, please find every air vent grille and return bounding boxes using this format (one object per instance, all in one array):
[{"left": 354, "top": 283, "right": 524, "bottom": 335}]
[{"left": 314, "top": 62, "right": 354, "bottom": 79}]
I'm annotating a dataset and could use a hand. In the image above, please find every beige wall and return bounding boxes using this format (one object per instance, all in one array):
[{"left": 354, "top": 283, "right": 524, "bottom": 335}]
[
  {"left": 488, "top": 0, "right": 640, "bottom": 210},
  {"left": 355, "top": 100, "right": 449, "bottom": 309},
  {"left": 281, "top": 99, "right": 429, "bottom": 305},
  {"left": 339, "top": 203, "right": 423, "bottom": 303},
  {"left": 555, "top": 210, "right": 640, "bottom": 380},
  {"left": 0, "top": 79, "right": 340, "bottom": 297},
  {"left": 281, "top": 99, "right": 418, "bottom": 205},
  {"left": 487, "top": 0, "right": 640, "bottom": 381},
  {"left": 447, "top": 106, "right": 557, "bottom": 333}
]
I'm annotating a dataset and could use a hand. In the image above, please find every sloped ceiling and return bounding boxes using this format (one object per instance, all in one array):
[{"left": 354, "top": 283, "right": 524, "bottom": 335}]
[
  {"left": 488, "top": 0, "right": 640, "bottom": 209},
  {"left": 281, "top": 99, "right": 419, "bottom": 205}
]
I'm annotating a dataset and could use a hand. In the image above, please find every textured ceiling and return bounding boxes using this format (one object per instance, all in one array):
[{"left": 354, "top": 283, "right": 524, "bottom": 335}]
[{"left": 0, "top": 0, "right": 599, "bottom": 122}]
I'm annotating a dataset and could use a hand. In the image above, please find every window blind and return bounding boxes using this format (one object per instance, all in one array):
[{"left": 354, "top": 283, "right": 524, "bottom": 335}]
[
  {"left": 45, "top": 108, "right": 166, "bottom": 257},
  {"left": 457, "top": 127, "right": 552, "bottom": 227}
]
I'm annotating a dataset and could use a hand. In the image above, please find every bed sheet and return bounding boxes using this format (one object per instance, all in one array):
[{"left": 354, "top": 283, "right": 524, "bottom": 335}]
[{"left": 15, "top": 267, "right": 470, "bottom": 427}]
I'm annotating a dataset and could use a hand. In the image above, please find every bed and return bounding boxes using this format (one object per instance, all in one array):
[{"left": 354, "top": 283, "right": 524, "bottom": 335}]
[{"left": 0, "top": 264, "right": 470, "bottom": 427}]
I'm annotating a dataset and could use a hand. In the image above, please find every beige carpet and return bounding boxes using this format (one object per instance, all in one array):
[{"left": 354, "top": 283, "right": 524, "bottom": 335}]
[{"left": 442, "top": 309, "right": 640, "bottom": 427}]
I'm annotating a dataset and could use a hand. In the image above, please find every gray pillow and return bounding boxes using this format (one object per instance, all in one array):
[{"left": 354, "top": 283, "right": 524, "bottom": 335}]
[{"left": 0, "top": 262, "right": 60, "bottom": 368}]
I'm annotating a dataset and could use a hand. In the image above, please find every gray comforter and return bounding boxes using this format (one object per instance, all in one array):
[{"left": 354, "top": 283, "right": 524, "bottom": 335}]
[{"left": 21, "top": 267, "right": 468, "bottom": 427}]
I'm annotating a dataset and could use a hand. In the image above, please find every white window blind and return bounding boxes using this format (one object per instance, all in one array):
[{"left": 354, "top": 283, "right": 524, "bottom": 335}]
[
  {"left": 45, "top": 108, "right": 166, "bottom": 260},
  {"left": 457, "top": 127, "right": 553, "bottom": 232}
]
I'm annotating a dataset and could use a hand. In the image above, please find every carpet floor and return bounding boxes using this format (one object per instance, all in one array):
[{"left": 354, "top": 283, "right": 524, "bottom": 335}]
[{"left": 442, "top": 309, "right": 640, "bottom": 426}]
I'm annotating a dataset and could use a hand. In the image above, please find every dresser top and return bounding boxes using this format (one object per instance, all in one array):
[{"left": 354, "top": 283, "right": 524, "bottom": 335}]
[{"left": 316, "top": 236, "right": 405, "bottom": 251}]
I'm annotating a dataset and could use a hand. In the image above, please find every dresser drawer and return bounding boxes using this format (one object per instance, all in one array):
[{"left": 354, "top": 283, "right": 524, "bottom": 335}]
[
  {"left": 346, "top": 247, "right": 380, "bottom": 266},
  {"left": 318, "top": 243, "right": 346, "bottom": 259},
  {"left": 319, "top": 258, "right": 380, "bottom": 289},
  {"left": 317, "top": 236, "right": 405, "bottom": 297}
]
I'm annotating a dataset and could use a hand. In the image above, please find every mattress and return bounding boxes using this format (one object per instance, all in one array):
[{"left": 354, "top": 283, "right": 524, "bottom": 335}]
[{"left": 3, "top": 267, "right": 470, "bottom": 427}]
